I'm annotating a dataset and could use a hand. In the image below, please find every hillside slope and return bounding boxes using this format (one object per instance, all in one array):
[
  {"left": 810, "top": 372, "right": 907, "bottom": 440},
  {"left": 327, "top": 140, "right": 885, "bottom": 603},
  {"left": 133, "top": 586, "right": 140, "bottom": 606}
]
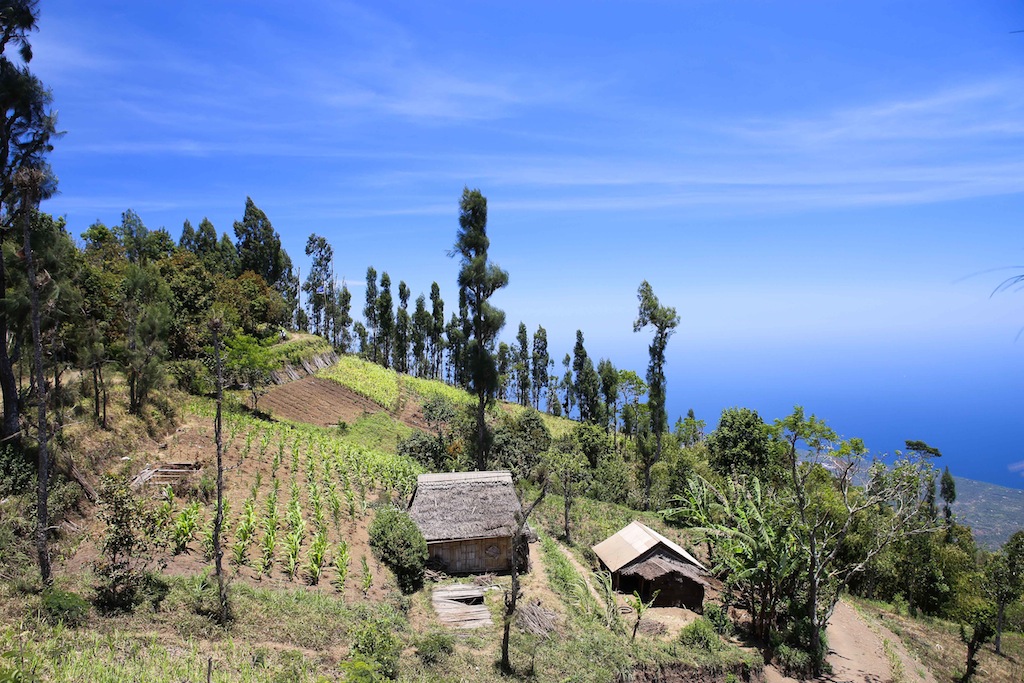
[{"left": 953, "top": 475, "right": 1024, "bottom": 549}]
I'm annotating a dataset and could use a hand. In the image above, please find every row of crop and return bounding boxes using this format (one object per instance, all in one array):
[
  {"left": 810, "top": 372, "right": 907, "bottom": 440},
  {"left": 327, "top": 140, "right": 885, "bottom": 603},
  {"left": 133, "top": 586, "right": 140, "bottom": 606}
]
[
  {"left": 185, "top": 398, "right": 423, "bottom": 495},
  {"left": 167, "top": 411, "right": 415, "bottom": 591}
]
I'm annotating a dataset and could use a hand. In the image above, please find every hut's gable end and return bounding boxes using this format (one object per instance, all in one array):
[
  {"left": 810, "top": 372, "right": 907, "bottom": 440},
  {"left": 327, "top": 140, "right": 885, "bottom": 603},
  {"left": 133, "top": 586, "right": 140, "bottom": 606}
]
[{"left": 592, "top": 521, "right": 707, "bottom": 574}]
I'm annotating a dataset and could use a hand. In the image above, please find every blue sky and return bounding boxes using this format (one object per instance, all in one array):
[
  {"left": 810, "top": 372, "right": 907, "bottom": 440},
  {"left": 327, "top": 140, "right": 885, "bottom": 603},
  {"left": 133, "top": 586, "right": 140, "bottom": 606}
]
[{"left": 30, "top": 1, "right": 1024, "bottom": 487}]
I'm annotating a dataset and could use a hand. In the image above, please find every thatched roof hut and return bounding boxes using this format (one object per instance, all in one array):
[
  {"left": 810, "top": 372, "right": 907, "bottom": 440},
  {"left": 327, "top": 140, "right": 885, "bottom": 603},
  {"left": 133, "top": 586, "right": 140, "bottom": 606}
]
[
  {"left": 593, "top": 521, "right": 709, "bottom": 612},
  {"left": 408, "top": 471, "right": 525, "bottom": 574}
]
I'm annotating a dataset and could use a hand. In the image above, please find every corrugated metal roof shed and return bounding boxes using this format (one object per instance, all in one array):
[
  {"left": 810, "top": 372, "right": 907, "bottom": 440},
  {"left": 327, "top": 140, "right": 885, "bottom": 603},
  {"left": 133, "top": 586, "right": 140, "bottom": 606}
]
[{"left": 592, "top": 521, "right": 707, "bottom": 573}]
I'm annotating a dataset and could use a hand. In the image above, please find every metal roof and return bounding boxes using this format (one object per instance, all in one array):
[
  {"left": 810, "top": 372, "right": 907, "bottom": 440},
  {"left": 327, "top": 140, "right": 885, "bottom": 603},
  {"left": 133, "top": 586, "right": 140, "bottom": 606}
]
[{"left": 591, "top": 521, "right": 707, "bottom": 574}]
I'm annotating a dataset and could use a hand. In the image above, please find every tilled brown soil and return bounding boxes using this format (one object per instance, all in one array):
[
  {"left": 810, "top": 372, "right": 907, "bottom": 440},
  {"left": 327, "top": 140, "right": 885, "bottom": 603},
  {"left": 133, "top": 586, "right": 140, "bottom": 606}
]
[{"left": 260, "top": 376, "right": 429, "bottom": 432}]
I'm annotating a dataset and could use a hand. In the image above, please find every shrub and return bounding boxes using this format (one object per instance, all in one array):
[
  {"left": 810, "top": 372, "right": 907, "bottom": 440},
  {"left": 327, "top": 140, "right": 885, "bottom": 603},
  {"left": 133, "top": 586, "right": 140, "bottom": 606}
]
[
  {"left": 891, "top": 593, "right": 909, "bottom": 617},
  {"left": 775, "top": 644, "right": 814, "bottom": 678},
  {"left": 341, "top": 654, "right": 385, "bottom": 683},
  {"left": 703, "top": 603, "right": 733, "bottom": 636},
  {"left": 183, "top": 571, "right": 226, "bottom": 619},
  {"left": 397, "top": 431, "right": 442, "bottom": 470},
  {"left": 678, "top": 617, "right": 720, "bottom": 651},
  {"left": 93, "top": 476, "right": 164, "bottom": 613},
  {"left": 41, "top": 588, "right": 89, "bottom": 627},
  {"left": 168, "top": 360, "right": 213, "bottom": 395},
  {"left": 350, "top": 617, "right": 401, "bottom": 679},
  {"left": 415, "top": 630, "right": 455, "bottom": 664},
  {"left": 0, "top": 443, "right": 34, "bottom": 495},
  {"left": 368, "top": 507, "right": 427, "bottom": 594}
]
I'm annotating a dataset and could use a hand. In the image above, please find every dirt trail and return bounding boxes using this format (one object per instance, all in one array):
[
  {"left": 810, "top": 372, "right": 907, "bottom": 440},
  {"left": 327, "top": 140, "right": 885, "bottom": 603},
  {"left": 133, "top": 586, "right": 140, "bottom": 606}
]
[
  {"left": 764, "top": 600, "right": 935, "bottom": 683},
  {"left": 553, "top": 541, "right": 603, "bottom": 605}
]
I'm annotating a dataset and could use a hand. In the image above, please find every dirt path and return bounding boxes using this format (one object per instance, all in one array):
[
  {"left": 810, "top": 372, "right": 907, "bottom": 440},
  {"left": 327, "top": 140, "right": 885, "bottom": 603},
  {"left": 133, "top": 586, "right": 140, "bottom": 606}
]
[
  {"left": 553, "top": 541, "right": 603, "bottom": 605},
  {"left": 764, "top": 600, "right": 936, "bottom": 683}
]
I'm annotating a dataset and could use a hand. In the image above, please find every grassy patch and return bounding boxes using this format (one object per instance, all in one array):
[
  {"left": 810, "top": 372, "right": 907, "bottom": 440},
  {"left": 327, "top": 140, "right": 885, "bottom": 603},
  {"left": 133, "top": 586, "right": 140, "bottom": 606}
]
[
  {"left": 401, "top": 375, "right": 474, "bottom": 410},
  {"left": 344, "top": 411, "right": 413, "bottom": 455},
  {"left": 0, "top": 577, "right": 394, "bottom": 683},
  {"left": 317, "top": 356, "right": 400, "bottom": 410},
  {"left": 265, "top": 332, "right": 334, "bottom": 367}
]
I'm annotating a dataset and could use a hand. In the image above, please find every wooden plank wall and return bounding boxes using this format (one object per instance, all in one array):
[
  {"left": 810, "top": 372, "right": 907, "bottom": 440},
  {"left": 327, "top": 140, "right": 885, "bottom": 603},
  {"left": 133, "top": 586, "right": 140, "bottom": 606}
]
[{"left": 428, "top": 536, "right": 512, "bottom": 574}]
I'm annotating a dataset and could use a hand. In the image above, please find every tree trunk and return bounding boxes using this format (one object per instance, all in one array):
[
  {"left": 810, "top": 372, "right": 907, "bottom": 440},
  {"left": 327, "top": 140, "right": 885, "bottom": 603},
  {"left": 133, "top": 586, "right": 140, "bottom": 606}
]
[
  {"left": 22, "top": 189, "right": 51, "bottom": 586},
  {"left": 92, "top": 365, "right": 100, "bottom": 422},
  {"left": 211, "top": 322, "right": 228, "bottom": 624},
  {"left": 501, "top": 483, "right": 547, "bottom": 672},
  {"left": 0, "top": 244, "right": 20, "bottom": 446},
  {"left": 475, "top": 390, "right": 486, "bottom": 470},
  {"left": 98, "top": 364, "right": 108, "bottom": 429},
  {"left": 995, "top": 600, "right": 1005, "bottom": 655}
]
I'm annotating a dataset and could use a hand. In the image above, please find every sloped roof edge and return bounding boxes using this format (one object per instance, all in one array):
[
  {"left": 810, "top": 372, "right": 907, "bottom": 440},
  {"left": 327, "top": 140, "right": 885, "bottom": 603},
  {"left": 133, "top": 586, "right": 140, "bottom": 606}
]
[{"left": 592, "top": 521, "right": 707, "bottom": 574}]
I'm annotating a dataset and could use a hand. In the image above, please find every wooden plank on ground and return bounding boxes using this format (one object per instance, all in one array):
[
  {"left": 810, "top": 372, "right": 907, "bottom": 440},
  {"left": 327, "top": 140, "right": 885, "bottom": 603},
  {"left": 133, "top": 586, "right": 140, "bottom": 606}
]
[{"left": 432, "top": 584, "right": 491, "bottom": 629}]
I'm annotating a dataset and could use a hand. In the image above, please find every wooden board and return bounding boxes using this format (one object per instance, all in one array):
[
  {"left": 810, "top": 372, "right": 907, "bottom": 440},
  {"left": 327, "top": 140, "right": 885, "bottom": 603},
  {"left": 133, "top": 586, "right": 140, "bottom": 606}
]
[{"left": 432, "top": 584, "right": 492, "bottom": 629}]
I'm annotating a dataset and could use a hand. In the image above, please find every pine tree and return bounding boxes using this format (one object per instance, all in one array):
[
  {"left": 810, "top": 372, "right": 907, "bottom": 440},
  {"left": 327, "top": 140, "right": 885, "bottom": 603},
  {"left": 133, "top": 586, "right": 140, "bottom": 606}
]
[
  {"left": 376, "top": 272, "right": 394, "bottom": 368},
  {"left": 411, "top": 294, "right": 431, "bottom": 376},
  {"left": 363, "top": 266, "right": 378, "bottom": 362},
  {"left": 531, "top": 325, "right": 549, "bottom": 410},
  {"left": 393, "top": 281, "right": 411, "bottom": 372},
  {"left": 450, "top": 188, "right": 508, "bottom": 468},
  {"left": 633, "top": 281, "right": 679, "bottom": 509},
  {"left": 337, "top": 284, "right": 353, "bottom": 353},
  {"left": 429, "top": 282, "right": 445, "bottom": 379},
  {"left": 513, "top": 322, "right": 530, "bottom": 406},
  {"left": 598, "top": 358, "right": 619, "bottom": 435},
  {"left": 302, "top": 234, "right": 332, "bottom": 336}
]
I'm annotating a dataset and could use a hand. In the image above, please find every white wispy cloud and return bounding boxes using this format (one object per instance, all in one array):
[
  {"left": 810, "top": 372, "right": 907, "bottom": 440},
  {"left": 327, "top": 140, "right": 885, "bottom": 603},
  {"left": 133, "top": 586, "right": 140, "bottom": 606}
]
[{"left": 725, "top": 78, "right": 1024, "bottom": 145}]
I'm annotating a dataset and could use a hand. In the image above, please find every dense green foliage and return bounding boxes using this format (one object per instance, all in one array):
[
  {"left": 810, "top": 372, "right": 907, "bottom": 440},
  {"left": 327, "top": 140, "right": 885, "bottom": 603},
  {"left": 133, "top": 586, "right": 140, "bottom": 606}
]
[{"left": 367, "top": 507, "right": 427, "bottom": 593}]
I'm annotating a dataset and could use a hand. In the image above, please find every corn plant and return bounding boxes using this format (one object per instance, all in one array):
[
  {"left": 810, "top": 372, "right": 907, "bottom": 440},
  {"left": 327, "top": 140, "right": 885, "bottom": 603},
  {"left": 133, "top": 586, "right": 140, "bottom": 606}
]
[
  {"left": 332, "top": 540, "right": 350, "bottom": 593},
  {"left": 231, "top": 499, "right": 258, "bottom": 565},
  {"left": 284, "top": 526, "right": 303, "bottom": 580},
  {"left": 172, "top": 502, "right": 203, "bottom": 555},
  {"left": 258, "top": 524, "right": 277, "bottom": 575},
  {"left": 154, "top": 486, "right": 176, "bottom": 532},
  {"left": 346, "top": 488, "right": 357, "bottom": 520},
  {"left": 359, "top": 555, "right": 373, "bottom": 595},
  {"left": 249, "top": 472, "right": 263, "bottom": 500},
  {"left": 308, "top": 484, "right": 326, "bottom": 533},
  {"left": 305, "top": 453, "right": 316, "bottom": 487},
  {"left": 241, "top": 430, "right": 254, "bottom": 461},
  {"left": 286, "top": 498, "right": 303, "bottom": 535},
  {"left": 327, "top": 481, "right": 342, "bottom": 528},
  {"left": 273, "top": 440, "right": 284, "bottom": 474},
  {"left": 200, "top": 500, "right": 231, "bottom": 560},
  {"left": 305, "top": 531, "right": 329, "bottom": 585}
]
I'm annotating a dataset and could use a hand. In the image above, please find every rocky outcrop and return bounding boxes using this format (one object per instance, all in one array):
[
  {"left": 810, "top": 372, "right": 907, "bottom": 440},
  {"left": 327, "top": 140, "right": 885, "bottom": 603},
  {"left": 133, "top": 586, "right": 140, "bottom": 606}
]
[{"left": 270, "top": 351, "right": 338, "bottom": 384}]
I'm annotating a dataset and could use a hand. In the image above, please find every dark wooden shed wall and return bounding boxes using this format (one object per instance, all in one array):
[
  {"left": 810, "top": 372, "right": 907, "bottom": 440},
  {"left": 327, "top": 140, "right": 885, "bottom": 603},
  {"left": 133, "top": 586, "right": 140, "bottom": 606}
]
[
  {"left": 428, "top": 536, "right": 512, "bottom": 574},
  {"left": 615, "top": 572, "right": 705, "bottom": 612}
]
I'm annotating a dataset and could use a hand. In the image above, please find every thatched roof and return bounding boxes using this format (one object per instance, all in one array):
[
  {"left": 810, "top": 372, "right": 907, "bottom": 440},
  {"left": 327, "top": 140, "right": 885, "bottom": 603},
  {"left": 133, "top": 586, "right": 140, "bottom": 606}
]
[
  {"left": 408, "top": 471, "right": 523, "bottom": 543},
  {"left": 592, "top": 521, "right": 707, "bottom": 574}
]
